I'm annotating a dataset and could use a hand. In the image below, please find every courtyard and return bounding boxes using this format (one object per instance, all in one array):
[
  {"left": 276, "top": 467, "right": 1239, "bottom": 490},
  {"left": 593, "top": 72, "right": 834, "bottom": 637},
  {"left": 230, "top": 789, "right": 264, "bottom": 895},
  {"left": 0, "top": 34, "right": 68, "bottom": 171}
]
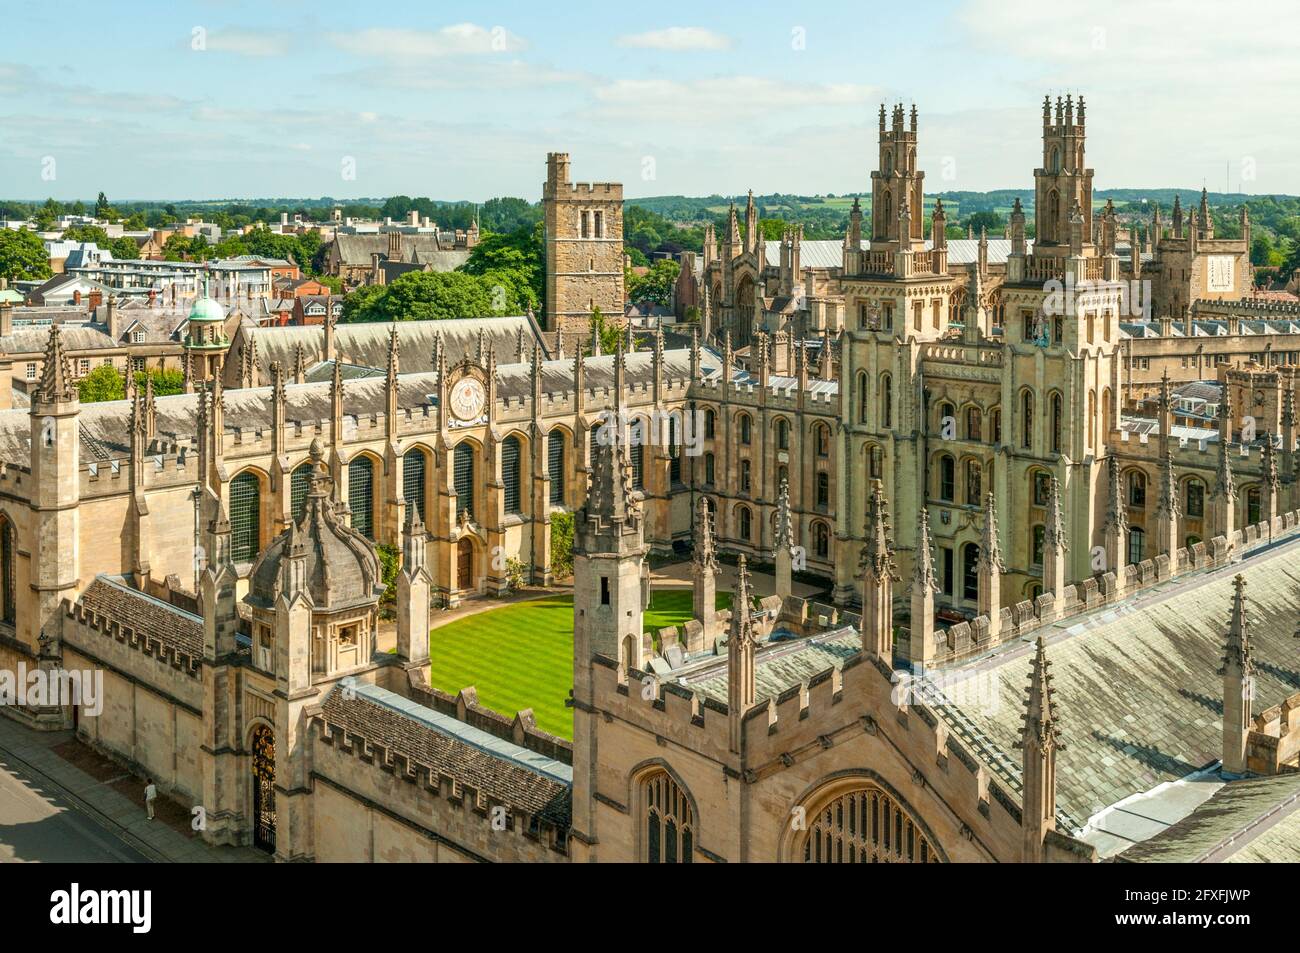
[{"left": 426, "top": 588, "right": 731, "bottom": 739}]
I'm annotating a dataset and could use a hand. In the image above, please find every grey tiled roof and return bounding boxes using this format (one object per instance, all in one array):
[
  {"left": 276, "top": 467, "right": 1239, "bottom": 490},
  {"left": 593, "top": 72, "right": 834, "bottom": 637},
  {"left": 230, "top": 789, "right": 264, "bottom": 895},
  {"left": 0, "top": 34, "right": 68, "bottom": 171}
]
[
  {"left": 319, "top": 683, "right": 572, "bottom": 826},
  {"left": 76, "top": 574, "right": 204, "bottom": 659},
  {"left": 1118, "top": 773, "right": 1300, "bottom": 863},
  {"left": 946, "top": 539, "right": 1300, "bottom": 830},
  {"left": 235, "top": 315, "right": 544, "bottom": 383}
]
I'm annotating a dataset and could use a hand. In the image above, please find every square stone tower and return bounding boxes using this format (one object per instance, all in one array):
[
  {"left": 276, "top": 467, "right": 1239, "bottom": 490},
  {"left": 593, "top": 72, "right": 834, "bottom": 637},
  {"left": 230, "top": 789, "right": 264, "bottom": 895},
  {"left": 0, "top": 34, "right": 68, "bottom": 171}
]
[{"left": 542, "top": 153, "right": 624, "bottom": 336}]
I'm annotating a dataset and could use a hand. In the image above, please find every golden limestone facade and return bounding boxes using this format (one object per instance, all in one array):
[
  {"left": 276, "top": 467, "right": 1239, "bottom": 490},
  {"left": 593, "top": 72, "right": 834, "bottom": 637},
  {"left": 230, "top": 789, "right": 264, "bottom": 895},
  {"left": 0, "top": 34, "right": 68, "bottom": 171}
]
[
  {"left": 543, "top": 153, "right": 625, "bottom": 338},
  {"left": 2, "top": 96, "right": 1299, "bottom": 863}
]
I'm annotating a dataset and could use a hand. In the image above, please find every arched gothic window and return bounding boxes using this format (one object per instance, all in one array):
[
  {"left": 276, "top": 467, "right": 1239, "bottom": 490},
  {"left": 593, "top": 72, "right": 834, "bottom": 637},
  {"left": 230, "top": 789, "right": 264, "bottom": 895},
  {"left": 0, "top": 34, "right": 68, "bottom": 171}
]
[
  {"left": 643, "top": 771, "right": 694, "bottom": 863},
  {"left": 348, "top": 457, "right": 375, "bottom": 540},
  {"left": 796, "top": 782, "right": 939, "bottom": 863},
  {"left": 454, "top": 443, "right": 475, "bottom": 519},
  {"left": 403, "top": 449, "right": 427, "bottom": 522},
  {"left": 289, "top": 463, "right": 311, "bottom": 522},
  {"left": 230, "top": 471, "right": 261, "bottom": 563}
]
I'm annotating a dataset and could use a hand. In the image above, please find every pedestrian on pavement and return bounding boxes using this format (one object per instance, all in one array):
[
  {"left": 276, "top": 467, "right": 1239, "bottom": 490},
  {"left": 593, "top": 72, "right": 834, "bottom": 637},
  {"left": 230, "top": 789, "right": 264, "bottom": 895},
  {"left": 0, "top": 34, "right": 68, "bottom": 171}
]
[{"left": 144, "top": 778, "right": 156, "bottom": 820}]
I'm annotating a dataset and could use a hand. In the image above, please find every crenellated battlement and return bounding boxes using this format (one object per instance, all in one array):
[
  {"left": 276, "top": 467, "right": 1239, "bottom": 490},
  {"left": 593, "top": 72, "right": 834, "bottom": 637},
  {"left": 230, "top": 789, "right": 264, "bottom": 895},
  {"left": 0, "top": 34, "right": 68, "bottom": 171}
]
[{"left": 61, "top": 595, "right": 203, "bottom": 679}]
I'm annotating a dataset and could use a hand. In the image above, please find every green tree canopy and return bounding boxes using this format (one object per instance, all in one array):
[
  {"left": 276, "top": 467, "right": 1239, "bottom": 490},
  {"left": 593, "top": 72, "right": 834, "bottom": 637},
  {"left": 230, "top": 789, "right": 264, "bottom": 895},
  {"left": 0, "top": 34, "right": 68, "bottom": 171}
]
[
  {"left": 0, "top": 228, "right": 51, "bottom": 282},
  {"left": 627, "top": 259, "right": 680, "bottom": 307},
  {"left": 77, "top": 364, "right": 126, "bottom": 402},
  {"left": 460, "top": 223, "right": 544, "bottom": 311}
]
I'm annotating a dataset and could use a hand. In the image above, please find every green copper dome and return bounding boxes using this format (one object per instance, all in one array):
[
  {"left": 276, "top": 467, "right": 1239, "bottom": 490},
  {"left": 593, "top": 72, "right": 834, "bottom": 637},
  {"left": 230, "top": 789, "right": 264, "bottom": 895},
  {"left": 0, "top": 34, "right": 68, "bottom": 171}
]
[{"left": 188, "top": 278, "right": 225, "bottom": 323}]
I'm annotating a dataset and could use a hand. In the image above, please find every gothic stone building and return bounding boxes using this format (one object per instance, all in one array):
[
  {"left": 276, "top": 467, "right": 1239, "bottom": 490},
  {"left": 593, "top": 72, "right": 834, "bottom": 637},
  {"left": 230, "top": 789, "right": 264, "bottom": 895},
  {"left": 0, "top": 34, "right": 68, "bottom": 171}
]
[{"left": 2, "top": 104, "right": 1299, "bottom": 861}]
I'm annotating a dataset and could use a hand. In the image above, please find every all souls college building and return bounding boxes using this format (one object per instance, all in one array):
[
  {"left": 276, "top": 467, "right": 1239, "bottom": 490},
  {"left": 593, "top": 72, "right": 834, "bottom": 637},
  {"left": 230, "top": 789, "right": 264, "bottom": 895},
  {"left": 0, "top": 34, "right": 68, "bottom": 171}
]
[{"left": 0, "top": 97, "right": 1297, "bottom": 863}]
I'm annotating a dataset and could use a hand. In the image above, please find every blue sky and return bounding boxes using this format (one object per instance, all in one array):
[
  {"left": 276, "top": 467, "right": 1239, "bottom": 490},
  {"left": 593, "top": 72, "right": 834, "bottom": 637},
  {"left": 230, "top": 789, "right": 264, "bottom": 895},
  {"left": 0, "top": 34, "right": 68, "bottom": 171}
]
[{"left": 1, "top": 0, "right": 1296, "bottom": 201}]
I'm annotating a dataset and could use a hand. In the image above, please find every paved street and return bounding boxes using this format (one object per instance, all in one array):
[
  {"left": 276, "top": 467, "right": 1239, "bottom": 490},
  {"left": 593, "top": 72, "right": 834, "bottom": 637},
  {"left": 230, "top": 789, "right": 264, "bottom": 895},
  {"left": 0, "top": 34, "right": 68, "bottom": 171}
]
[
  {"left": 0, "top": 718, "right": 267, "bottom": 864},
  {"left": 0, "top": 739, "right": 149, "bottom": 863}
]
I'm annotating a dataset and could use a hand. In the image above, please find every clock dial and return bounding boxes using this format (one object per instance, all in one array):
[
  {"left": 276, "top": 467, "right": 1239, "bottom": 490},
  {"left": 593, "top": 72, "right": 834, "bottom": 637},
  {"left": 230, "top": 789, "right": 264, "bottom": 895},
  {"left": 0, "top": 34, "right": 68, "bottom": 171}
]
[{"left": 449, "top": 377, "right": 486, "bottom": 421}]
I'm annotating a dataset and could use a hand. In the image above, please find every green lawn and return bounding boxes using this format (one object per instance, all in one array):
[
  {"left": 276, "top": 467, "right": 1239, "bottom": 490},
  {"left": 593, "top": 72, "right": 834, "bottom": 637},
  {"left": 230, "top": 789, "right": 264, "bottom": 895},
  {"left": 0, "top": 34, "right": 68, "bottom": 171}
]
[{"left": 426, "top": 588, "right": 730, "bottom": 740}]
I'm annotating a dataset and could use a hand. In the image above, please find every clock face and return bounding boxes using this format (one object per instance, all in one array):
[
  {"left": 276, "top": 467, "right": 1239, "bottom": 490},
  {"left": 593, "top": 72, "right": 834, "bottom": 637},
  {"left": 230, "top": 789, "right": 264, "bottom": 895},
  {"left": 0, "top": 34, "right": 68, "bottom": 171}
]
[{"left": 449, "top": 377, "right": 486, "bottom": 421}]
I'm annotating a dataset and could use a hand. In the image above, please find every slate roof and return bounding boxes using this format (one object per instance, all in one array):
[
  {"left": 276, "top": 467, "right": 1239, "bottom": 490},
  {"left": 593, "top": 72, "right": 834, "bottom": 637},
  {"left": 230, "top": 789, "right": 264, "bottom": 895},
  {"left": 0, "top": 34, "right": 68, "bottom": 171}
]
[
  {"left": 943, "top": 538, "right": 1300, "bottom": 832},
  {"left": 680, "top": 627, "right": 862, "bottom": 703},
  {"left": 76, "top": 574, "right": 204, "bottom": 659},
  {"left": 332, "top": 234, "right": 468, "bottom": 271},
  {"left": 319, "top": 683, "right": 572, "bottom": 826},
  {"left": 232, "top": 314, "right": 545, "bottom": 384},
  {"left": 1116, "top": 773, "right": 1300, "bottom": 863},
  {"left": 668, "top": 533, "right": 1300, "bottom": 840},
  {"left": 0, "top": 324, "right": 116, "bottom": 357},
  {"left": 759, "top": 238, "right": 1032, "bottom": 270}
]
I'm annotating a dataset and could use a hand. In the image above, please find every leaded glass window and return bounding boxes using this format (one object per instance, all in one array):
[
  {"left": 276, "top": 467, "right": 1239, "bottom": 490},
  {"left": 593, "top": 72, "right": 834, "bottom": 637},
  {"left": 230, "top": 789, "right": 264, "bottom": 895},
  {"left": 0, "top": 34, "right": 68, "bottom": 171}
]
[
  {"left": 502, "top": 436, "right": 521, "bottom": 515},
  {"left": 230, "top": 471, "right": 261, "bottom": 563},
  {"left": 643, "top": 771, "right": 693, "bottom": 864},
  {"left": 349, "top": 457, "right": 374, "bottom": 540},
  {"left": 403, "top": 450, "right": 426, "bottom": 522}
]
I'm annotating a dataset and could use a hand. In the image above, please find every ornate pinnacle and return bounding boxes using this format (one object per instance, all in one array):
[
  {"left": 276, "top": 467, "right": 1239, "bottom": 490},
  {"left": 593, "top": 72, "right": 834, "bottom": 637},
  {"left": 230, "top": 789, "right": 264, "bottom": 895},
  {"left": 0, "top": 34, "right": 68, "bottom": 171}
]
[
  {"left": 1156, "top": 449, "right": 1181, "bottom": 521},
  {"left": 1044, "top": 476, "right": 1067, "bottom": 552},
  {"left": 1104, "top": 456, "right": 1129, "bottom": 535},
  {"left": 774, "top": 478, "right": 794, "bottom": 551},
  {"left": 977, "top": 492, "right": 1006, "bottom": 573},
  {"left": 35, "top": 322, "right": 75, "bottom": 404},
  {"left": 1262, "top": 433, "right": 1280, "bottom": 490},
  {"left": 1017, "top": 637, "right": 1063, "bottom": 751},
  {"left": 731, "top": 554, "right": 754, "bottom": 639},
  {"left": 693, "top": 496, "right": 718, "bottom": 572},
  {"left": 913, "top": 506, "right": 938, "bottom": 594},
  {"left": 1219, "top": 575, "right": 1254, "bottom": 678},
  {"left": 860, "top": 484, "right": 897, "bottom": 581}
]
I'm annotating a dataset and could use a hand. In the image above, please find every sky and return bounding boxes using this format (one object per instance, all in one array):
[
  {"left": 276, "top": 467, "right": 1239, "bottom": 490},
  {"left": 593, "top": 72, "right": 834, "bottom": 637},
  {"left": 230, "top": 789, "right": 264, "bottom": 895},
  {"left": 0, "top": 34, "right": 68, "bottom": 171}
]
[{"left": 1, "top": 0, "right": 1297, "bottom": 202}]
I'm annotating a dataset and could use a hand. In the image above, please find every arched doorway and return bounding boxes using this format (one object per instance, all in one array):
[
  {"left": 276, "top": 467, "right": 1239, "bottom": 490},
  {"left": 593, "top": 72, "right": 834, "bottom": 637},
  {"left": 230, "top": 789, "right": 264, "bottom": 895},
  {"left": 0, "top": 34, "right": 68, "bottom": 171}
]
[
  {"left": 250, "top": 723, "right": 275, "bottom": 853},
  {"left": 457, "top": 537, "right": 475, "bottom": 592}
]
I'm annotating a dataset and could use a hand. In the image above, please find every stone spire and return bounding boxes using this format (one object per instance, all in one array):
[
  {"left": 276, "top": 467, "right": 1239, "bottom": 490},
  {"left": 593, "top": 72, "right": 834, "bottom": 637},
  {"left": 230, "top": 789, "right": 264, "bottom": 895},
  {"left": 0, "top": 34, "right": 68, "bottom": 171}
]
[
  {"left": 691, "top": 496, "right": 719, "bottom": 637},
  {"left": 1103, "top": 455, "right": 1129, "bottom": 588},
  {"left": 1212, "top": 392, "right": 1237, "bottom": 544},
  {"left": 859, "top": 484, "right": 896, "bottom": 659},
  {"left": 978, "top": 492, "right": 1006, "bottom": 637},
  {"left": 1016, "top": 636, "right": 1063, "bottom": 862},
  {"left": 33, "top": 322, "right": 75, "bottom": 405},
  {"left": 581, "top": 413, "right": 638, "bottom": 532},
  {"left": 386, "top": 322, "right": 400, "bottom": 381},
  {"left": 396, "top": 495, "right": 431, "bottom": 665},
  {"left": 293, "top": 342, "right": 306, "bottom": 384},
  {"left": 1154, "top": 448, "right": 1181, "bottom": 561},
  {"left": 773, "top": 478, "right": 795, "bottom": 600},
  {"left": 1282, "top": 385, "right": 1296, "bottom": 484},
  {"left": 1218, "top": 575, "right": 1254, "bottom": 776},
  {"left": 1043, "top": 476, "right": 1068, "bottom": 616},
  {"left": 727, "top": 555, "right": 757, "bottom": 752},
  {"left": 909, "top": 506, "right": 939, "bottom": 666},
  {"left": 1261, "top": 433, "right": 1280, "bottom": 528}
]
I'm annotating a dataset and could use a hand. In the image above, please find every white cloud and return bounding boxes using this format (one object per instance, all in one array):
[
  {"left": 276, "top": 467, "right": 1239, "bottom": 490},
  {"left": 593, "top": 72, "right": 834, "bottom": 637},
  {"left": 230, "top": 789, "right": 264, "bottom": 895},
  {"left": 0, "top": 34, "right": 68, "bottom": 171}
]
[
  {"left": 328, "top": 23, "right": 526, "bottom": 60},
  {"left": 617, "top": 27, "right": 732, "bottom": 51},
  {"left": 334, "top": 59, "right": 588, "bottom": 92},
  {"left": 592, "top": 76, "right": 878, "bottom": 121},
  {"left": 205, "top": 30, "right": 290, "bottom": 57}
]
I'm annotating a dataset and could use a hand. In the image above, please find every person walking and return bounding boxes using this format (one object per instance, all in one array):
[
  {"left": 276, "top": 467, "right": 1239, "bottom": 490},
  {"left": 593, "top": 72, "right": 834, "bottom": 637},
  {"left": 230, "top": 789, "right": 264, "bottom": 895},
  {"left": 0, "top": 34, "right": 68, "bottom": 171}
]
[{"left": 144, "top": 778, "right": 157, "bottom": 820}]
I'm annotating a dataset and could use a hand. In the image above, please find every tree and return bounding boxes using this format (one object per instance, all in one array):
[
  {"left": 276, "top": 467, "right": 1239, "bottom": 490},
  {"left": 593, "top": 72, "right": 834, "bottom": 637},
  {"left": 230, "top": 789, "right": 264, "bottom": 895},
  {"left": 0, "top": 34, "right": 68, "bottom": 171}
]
[
  {"left": 0, "top": 228, "right": 51, "bottom": 282},
  {"left": 587, "top": 307, "right": 622, "bottom": 355},
  {"left": 77, "top": 364, "right": 126, "bottom": 403},
  {"left": 478, "top": 197, "right": 541, "bottom": 233},
  {"left": 342, "top": 271, "right": 507, "bottom": 323},
  {"left": 627, "top": 259, "right": 679, "bottom": 307},
  {"left": 963, "top": 210, "right": 1004, "bottom": 235},
  {"left": 460, "top": 222, "right": 544, "bottom": 310},
  {"left": 549, "top": 511, "right": 574, "bottom": 579},
  {"left": 135, "top": 367, "right": 184, "bottom": 396},
  {"left": 162, "top": 233, "right": 192, "bottom": 261}
]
